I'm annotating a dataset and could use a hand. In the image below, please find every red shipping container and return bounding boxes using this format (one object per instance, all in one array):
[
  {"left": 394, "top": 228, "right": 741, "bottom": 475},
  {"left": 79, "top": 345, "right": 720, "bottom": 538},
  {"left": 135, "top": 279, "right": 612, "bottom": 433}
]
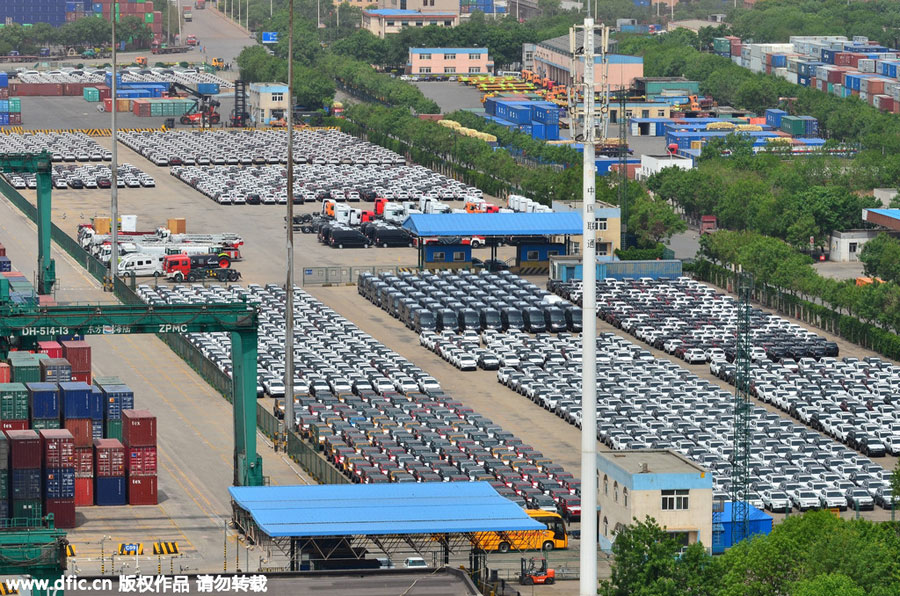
[
  {"left": 128, "top": 475, "right": 157, "bottom": 505},
  {"left": 94, "top": 439, "right": 125, "bottom": 478},
  {"left": 96, "top": 84, "right": 111, "bottom": 101},
  {"left": 40, "top": 429, "right": 75, "bottom": 468},
  {"left": 60, "top": 341, "right": 91, "bottom": 373},
  {"left": 44, "top": 498, "right": 76, "bottom": 528},
  {"left": 37, "top": 341, "right": 63, "bottom": 358},
  {"left": 122, "top": 410, "right": 156, "bottom": 447},
  {"left": 74, "top": 477, "right": 93, "bottom": 506},
  {"left": 64, "top": 419, "right": 93, "bottom": 449},
  {"left": 0, "top": 364, "right": 9, "bottom": 383},
  {"left": 0, "top": 243, "right": 4, "bottom": 257},
  {"left": 126, "top": 446, "right": 157, "bottom": 476},
  {"left": 6, "top": 430, "right": 41, "bottom": 469},
  {"left": 0, "top": 420, "right": 28, "bottom": 432},
  {"left": 74, "top": 447, "right": 93, "bottom": 476},
  {"left": 70, "top": 372, "right": 92, "bottom": 385}
]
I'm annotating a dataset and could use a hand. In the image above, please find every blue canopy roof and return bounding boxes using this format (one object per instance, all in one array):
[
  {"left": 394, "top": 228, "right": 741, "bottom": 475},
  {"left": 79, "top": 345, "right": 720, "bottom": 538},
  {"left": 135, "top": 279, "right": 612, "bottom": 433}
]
[
  {"left": 718, "top": 501, "right": 772, "bottom": 523},
  {"left": 229, "top": 482, "right": 545, "bottom": 538},
  {"left": 403, "top": 213, "right": 582, "bottom": 237}
]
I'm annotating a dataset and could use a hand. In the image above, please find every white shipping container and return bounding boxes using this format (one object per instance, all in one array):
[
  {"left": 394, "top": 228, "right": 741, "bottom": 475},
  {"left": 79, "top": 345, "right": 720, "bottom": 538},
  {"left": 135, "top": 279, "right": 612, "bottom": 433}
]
[
  {"left": 891, "top": 87, "right": 900, "bottom": 102},
  {"left": 833, "top": 83, "right": 843, "bottom": 96},
  {"left": 859, "top": 59, "right": 876, "bottom": 73},
  {"left": 787, "top": 57, "right": 802, "bottom": 73},
  {"left": 774, "top": 67, "right": 789, "bottom": 80},
  {"left": 732, "top": 55, "right": 742, "bottom": 66},
  {"left": 860, "top": 91, "right": 868, "bottom": 102},
  {"left": 785, "top": 71, "right": 799, "bottom": 85},
  {"left": 750, "top": 58, "right": 764, "bottom": 73},
  {"left": 886, "top": 81, "right": 900, "bottom": 96}
]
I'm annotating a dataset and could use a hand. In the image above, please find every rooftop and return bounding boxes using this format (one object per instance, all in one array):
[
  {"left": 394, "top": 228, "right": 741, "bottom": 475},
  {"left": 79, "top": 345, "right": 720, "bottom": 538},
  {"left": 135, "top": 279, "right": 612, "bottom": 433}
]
[
  {"left": 229, "top": 482, "right": 544, "bottom": 538},
  {"left": 403, "top": 212, "right": 582, "bottom": 237},
  {"left": 601, "top": 449, "right": 708, "bottom": 476},
  {"left": 538, "top": 31, "right": 619, "bottom": 56},
  {"left": 364, "top": 8, "right": 457, "bottom": 16},
  {"left": 410, "top": 48, "right": 488, "bottom": 54}
]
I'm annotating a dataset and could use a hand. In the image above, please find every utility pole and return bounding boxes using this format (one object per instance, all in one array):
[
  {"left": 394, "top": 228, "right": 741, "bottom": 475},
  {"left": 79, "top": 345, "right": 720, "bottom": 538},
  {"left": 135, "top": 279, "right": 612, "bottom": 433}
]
[
  {"left": 577, "top": 17, "right": 598, "bottom": 596},
  {"left": 110, "top": 5, "right": 118, "bottom": 285},
  {"left": 177, "top": 0, "right": 182, "bottom": 42},
  {"left": 283, "top": 0, "right": 295, "bottom": 457},
  {"left": 731, "top": 269, "right": 753, "bottom": 545}
]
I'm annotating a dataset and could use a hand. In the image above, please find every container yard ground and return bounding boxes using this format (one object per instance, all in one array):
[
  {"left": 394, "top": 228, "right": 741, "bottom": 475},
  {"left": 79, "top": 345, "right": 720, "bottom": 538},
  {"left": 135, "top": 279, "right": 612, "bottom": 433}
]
[
  {"left": 16, "top": 96, "right": 237, "bottom": 131},
  {"left": 0, "top": 196, "right": 313, "bottom": 575},
  {"left": 413, "top": 81, "right": 486, "bottom": 113}
]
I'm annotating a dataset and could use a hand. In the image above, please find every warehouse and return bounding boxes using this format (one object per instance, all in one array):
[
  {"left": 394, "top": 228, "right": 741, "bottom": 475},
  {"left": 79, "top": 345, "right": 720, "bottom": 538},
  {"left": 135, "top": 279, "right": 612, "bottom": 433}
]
[{"left": 532, "top": 31, "right": 642, "bottom": 90}]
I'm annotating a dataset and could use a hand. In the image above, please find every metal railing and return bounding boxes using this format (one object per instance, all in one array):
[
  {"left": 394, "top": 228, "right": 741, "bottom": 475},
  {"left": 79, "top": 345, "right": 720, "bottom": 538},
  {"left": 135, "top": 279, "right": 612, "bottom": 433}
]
[{"left": 286, "top": 429, "right": 350, "bottom": 485}]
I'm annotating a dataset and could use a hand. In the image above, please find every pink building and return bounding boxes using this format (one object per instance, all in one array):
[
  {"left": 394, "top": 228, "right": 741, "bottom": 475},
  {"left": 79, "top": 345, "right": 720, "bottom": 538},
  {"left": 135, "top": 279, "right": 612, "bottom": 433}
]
[
  {"left": 533, "top": 31, "right": 643, "bottom": 90},
  {"left": 362, "top": 9, "right": 459, "bottom": 38},
  {"left": 407, "top": 48, "right": 493, "bottom": 76}
]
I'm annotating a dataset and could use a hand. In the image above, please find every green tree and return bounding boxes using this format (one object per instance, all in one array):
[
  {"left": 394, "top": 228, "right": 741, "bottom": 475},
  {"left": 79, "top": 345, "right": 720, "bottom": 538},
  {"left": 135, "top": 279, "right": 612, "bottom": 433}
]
[
  {"left": 859, "top": 233, "right": 900, "bottom": 283},
  {"left": 627, "top": 194, "right": 687, "bottom": 247}
]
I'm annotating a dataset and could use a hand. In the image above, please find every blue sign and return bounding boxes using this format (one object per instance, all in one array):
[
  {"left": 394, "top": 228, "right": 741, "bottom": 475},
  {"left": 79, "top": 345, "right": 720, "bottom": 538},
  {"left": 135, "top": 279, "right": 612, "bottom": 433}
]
[{"left": 262, "top": 32, "right": 278, "bottom": 44}]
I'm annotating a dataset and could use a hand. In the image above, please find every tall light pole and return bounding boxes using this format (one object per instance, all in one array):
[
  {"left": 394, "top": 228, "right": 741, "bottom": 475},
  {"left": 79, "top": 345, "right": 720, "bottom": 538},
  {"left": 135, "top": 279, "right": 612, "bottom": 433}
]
[
  {"left": 177, "top": 0, "right": 182, "bottom": 42},
  {"left": 578, "top": 17, "right": 599, "bottom": 596},
  {"left": 283, "top": 0, "right": 295, "bottom": 461},
  {"left": 110, "top": 6, "right": 119, "bottom": 284}
]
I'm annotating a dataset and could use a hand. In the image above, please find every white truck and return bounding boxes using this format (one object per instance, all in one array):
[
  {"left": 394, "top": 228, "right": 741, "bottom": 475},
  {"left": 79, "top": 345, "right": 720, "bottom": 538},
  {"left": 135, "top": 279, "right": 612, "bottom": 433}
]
[
  {"left": 507, "top": 194, "right": 553, "bottom": 213},
  {"left": 118, "top": 253, "right": 165, "bottom": 277}
]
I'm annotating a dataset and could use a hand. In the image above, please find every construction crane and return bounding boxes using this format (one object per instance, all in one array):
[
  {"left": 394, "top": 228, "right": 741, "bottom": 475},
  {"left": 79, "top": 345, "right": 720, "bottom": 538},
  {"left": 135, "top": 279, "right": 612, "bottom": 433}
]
[
  {"left": 0, "top": 153, "right": 55, "bottom": 294},
  {"left": 168, "top": 82, "right": 221, "bottom": 126},
  {"left": 730, "top": 271, "right": 753, "bottom": 544},
  {"left": 0, "top": 154, "right": 263, "bottom": 489}
]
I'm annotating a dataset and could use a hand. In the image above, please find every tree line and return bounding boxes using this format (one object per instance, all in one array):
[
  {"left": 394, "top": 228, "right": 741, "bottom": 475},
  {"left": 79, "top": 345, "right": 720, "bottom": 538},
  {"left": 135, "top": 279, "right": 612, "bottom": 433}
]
[{"left": 0, "top": 17, "right": 153, "bottom": 55}]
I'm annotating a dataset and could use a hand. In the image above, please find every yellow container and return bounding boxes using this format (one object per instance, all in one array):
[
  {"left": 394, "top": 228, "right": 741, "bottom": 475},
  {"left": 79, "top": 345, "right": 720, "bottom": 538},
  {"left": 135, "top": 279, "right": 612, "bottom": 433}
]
[
  {"left": 167, "top": 218, "right": 186, "bottom": 234},
  {"left": 691, "top": 141, "right": 703, "bottom": 150},
  {"left": 93, "top": 217, "right": 111, "bottom": 235}
]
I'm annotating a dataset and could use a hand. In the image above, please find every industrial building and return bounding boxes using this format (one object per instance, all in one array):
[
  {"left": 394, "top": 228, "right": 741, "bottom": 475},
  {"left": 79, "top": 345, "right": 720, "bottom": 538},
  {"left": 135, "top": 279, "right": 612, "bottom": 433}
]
[
  {"left": 532, "top": 31, "right": 642, "bottom": 91},
  {"left": 635, "top": 154, "right": 694, "bottom": 180},
  {"left": 551, "top": 200, "right": 622, "bottom": 257},
  {"left": 406, "top": 48, "right": 493, "bottom": 76},
  {"left": 361, "top": 9, "right": 459, "bottom": 37},
  {"left": 712, "top": 502, "right": 772, "bottom": 554},
  {"left": 828, "top": 230, "right": 882, "bottom": 262},
  {"left": 249, "top": 83, "right": 289, "bottom": 125},
  {"left": 597, "top": 450, "right": 713, "bottom": 548}
]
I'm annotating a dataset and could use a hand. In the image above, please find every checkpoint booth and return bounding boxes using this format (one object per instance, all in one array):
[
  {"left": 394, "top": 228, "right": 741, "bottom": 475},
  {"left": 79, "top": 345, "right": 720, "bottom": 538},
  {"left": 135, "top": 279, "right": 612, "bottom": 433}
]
[{"left": 402, "top": 213, "right": 582, "bottom": 274}]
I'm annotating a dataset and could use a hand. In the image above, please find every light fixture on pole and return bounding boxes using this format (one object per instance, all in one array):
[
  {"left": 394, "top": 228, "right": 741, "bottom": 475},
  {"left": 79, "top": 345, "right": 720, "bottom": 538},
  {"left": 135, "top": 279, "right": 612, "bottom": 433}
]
[
  {"left": 283, "top": 0, "right": 296, "bottom": 461},
  {"left": 110, "top": 5, "right": 119, "bottom": 286}
]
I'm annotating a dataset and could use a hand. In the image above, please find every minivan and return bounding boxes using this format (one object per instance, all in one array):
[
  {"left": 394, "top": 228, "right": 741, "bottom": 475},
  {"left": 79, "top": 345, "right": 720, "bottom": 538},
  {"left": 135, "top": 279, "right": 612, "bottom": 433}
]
[
  {"left": 522, "top": 307, "right": 547, "bottom": 332},
  {"left": 500, "top": 307, "right": 525, "bottom": 330},
  {"left": 565, "top": 306, "right": 583, "bottom": 332}
]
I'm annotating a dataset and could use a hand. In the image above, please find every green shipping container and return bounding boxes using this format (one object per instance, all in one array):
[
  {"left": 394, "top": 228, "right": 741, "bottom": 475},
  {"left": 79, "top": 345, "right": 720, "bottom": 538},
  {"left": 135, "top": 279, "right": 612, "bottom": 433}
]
[
  {"left": 83, "top": 87, "right": 100, "bottom": 102},
  {"left": 0, "top": 383, "right": 29, "bottom": 420},
  {"left": 31, "top": 418, "right": 60, "bottom": 430},
  {"left": 8, "top": 98, "right": 20, "bottom": 112},
  {"left": 11, "top": 499, "right": 41, "bottom": 521},
  {"left": 0, "top": 473, "right": 8, "bottom": 499},
  {"left": 9, "top": 360, "right": 40, "bottom": 384},
  {"left": 105, "top": 419, "right": 123, "bottom": 441},
  {"left": 94, "top": 376, "right": 124, "bottom": 388},
  {"left": 145, "top": 13, "right": 154, "bottom": 22},
  {"left": 780, "top": 115, "right": 805, "bottom": 136},
  {"left": 713, "top": 38, "right": 732, "bottom": 54}
]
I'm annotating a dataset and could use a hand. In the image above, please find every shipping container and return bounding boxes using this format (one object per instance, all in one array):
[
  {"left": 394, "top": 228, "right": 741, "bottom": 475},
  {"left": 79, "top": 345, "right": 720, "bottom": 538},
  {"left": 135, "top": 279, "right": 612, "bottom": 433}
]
[
  {"left": 74, "top": 476, "right": 93, "bottom": 506},
  {"left": 105, "top": 419, "right": 123, "bottom": 441},
  {"left": 60, "top": 342, "right": 90, "bottom": 373},
  {"left": 39, "top": 429, "right": 74, "bottom": 469},
  {"left": 32, "top": 418, "right": 61, "bottom": 430},
  {"left": 128, "top": 475, "right": 157, "bottom": 505},
  {"left": 40, "top": 358, "right": 72, "bottom": 383},
  {"left": 44, "top": 468, "right": 75, "bottom": 499},
  {"left": 58, "top": 382, "right": 91, "bottom": 419},
  {"left": 10, "top": 357, "right": 40, "bottom": 384},
  {"left": 95, "top": 476, "right": 126, "bottom": 506},
  {"left": 11, "top": 468, "right": 41, "bottom": 500},
  {"left": 6, "top": 430, "right": 41, "bottom": 469},
  {"left": 0, "top": 421, "right": 28, "bottom": 432},
  {"left": 11, "top": 499, "right": 41, "bottom": 520},
  {"left": 64, "top": 419, "right": 93, "bottom": 448},
  {"left": 122, "top": 410, "right": 156, "bottom": 447},
  {"left": 0, "top": 364, "right": 8, "bottom": 384},
  {"left": 100, "top": 384, "right": 133, "bottom": 420},
  {"left": 94, "top": 438, "right": 125, "bottom": 477},
  {"left": 44, "top": 498, "right": 75, "bottom": 528},
  {"left": 0, "top": 383, "right": 28, "bottom": 420},
  {"left": 126, "top": 446, "right": 157, "bottom": 476},
  {"left": 36, "top": 342, "right": 62, "bottom": 359},
  {"left": 27, "top": 382, "right": 60, "bottom": 420},
  {"left": 70, "top": 372, "right": 92, "bottom": 385}
]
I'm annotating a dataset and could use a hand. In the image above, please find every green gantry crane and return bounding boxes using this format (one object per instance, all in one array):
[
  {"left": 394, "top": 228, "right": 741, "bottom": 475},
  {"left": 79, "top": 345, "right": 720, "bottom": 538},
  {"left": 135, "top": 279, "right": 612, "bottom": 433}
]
[{"left": 0, "top": 152, "right": 56, "bottom": 295}]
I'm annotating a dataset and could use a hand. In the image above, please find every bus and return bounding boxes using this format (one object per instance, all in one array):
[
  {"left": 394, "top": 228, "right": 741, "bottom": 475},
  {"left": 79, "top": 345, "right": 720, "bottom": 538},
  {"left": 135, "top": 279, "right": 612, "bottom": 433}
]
[{"left": 473, "top": 510, "right": 568, "bottom": 553}]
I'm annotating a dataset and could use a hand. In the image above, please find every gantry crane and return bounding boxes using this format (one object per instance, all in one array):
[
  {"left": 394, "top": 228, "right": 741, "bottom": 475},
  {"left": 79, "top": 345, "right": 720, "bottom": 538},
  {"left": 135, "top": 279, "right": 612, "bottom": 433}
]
[{"left": 0, "top": 153, "right": 263, "bottom": 488}]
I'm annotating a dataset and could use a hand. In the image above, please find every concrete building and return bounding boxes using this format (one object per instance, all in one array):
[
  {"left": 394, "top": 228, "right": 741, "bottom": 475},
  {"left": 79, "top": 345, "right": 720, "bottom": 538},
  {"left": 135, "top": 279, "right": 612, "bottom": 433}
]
[
  {"left": 829, "top": 230, "right": 883, "bottom": 262},
  {"left": 249, "top": 82, "right": 288, "bottom": 126},
  {"left": 598, "top": 450, "right": 713, "bottom": 548},
  {"left": 362, "top": 9, "right": 458, "bottom": 37},
  {"left": 533, "top": 31, "right": 642, "bottom": 90},
  {"left": 636, "top": 154, "right": 694, "bottom": 181},
  {"left": 873, "top": 188, "right": 898, "bottom": 207},
  {"left": 522, "top": 43, "right": 536, "bottom": 72},
  {"left": 407, "top": 48, "right": 493, "bottom": 76},
  {"left": 551, "top": 200, "right": 621, "bottom": 257}
]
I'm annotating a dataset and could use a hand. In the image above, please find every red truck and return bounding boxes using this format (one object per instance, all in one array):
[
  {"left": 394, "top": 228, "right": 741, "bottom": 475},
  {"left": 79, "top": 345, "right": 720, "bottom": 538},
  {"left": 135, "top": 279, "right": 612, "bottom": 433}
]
[
  {"left": 700, "top": 215, "right": 718, "bottom": 234},
  {"left": 163, "top": 253, "right": 240, "bottom": 282},
  {"left": 195, "top": 0, "right": 205, "bottom": 8}
]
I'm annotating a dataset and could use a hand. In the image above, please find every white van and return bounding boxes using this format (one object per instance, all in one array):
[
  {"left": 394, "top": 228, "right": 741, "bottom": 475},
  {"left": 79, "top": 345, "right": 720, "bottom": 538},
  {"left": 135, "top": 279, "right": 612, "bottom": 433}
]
[{"left": 119, "top": 253, "right": 163, "bottom": 277}]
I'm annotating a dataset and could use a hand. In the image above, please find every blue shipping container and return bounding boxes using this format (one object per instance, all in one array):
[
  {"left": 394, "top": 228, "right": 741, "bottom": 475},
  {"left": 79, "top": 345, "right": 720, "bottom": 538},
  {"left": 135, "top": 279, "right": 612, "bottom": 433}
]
[
  {"left": 95, "top": 476, "right": 127, "bottom": 506},
  {"left": 89, "top": 386, "right": 103, "bottom": 421},
  {"left": 0, "top": 114, "right": 9, "bottom": 126},
  {"left": 197, "top": 83, "right": 220, "bottom": 95},
  {"left": 532, "top": 122, "right": 546, "bottom": 139},
  {"left": 507, "top": 106, "right": 532, "bottom": 125},
  {"left": 544, "top": 124, "right": 560, "bottom": 141},
  {"left": 92, "top": 420, "right": 103, "bottom": 440},
  {"left": 26, "top": 382, "right": 60, "bottom": 420},
  {"left": 58, "top": 382, "right": 92, "bottom": 419},
  {"left": 100, "top": 384, "right": 133, "bottom": 420},
  {"left": 765, "top": 109, "right": 786, "bottom": 129},
  {"left": 43, "top": 468, "right": 75, "bottom": 499},
  {"left": 0, "top": 256, "right": 10, "bottom": 272},
  {"left": 11, "top": 469, "right": 41, "bottom": 500},
  {"left": 0, "top": 72, "right": 8, "bottom": 87}
]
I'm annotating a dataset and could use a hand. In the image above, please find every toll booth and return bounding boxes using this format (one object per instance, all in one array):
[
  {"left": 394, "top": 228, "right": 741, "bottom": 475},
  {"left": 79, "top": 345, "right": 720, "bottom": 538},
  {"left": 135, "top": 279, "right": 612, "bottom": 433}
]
[
  {"left": 422, "top": 244, "right": 472, "bottom": 270},
  {"left": 513, "top": 243, "right": 566, "bottom": 275}
]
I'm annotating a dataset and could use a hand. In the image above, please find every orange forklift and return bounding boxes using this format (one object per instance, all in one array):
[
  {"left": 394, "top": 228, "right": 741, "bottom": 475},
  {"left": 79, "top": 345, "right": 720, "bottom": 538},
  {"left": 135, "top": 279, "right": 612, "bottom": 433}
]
[{"left": 520, "top": 557, "right": 555, "bottom": 585}]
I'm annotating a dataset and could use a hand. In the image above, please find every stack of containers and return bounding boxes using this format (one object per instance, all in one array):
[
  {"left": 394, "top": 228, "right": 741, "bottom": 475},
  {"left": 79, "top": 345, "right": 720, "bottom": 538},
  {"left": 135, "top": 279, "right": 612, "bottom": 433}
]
[
  {"left": 61, "top": 341, "right": 91, "bottom": 385},
  {"left": 26, "top": 382, "right": 61, "bottom": 430},
  {"left": 37, "top": 341, "right": 62, "bottom": 359},
  {"left": 40, "top": 358, "right": 71, "bottom": 383},
  {"left": 40, "top": 430, "right": 75, "bottom": 528},
  {"left": 8, "top": 430, "right": 41, "bottom": 521},
  {"left": 90, "top": 386, "right": 104, "bottom": 440},
  {"left": 0, "top": 434, "right": 8, "bottom": 519},
  {"left": 123, "top": 410, "right": 157, "bottom": 505},
  {"left": 0, "top": 73, "right": 8, "bottom": 126},
  {"left": 59, "top": 381, "right": 94, "bottom": 506},
  {"left": 99, "top": 384, "right": 134, "bottom": 441},
  {"left": 0, "top": 383, "right": 29, "bottom": 432},
  {"left": 94, "top": 439, "right": 126, "bottom": 505},
  {"left": 8, "top": 353, "right": 40, "bottom": 384}
]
